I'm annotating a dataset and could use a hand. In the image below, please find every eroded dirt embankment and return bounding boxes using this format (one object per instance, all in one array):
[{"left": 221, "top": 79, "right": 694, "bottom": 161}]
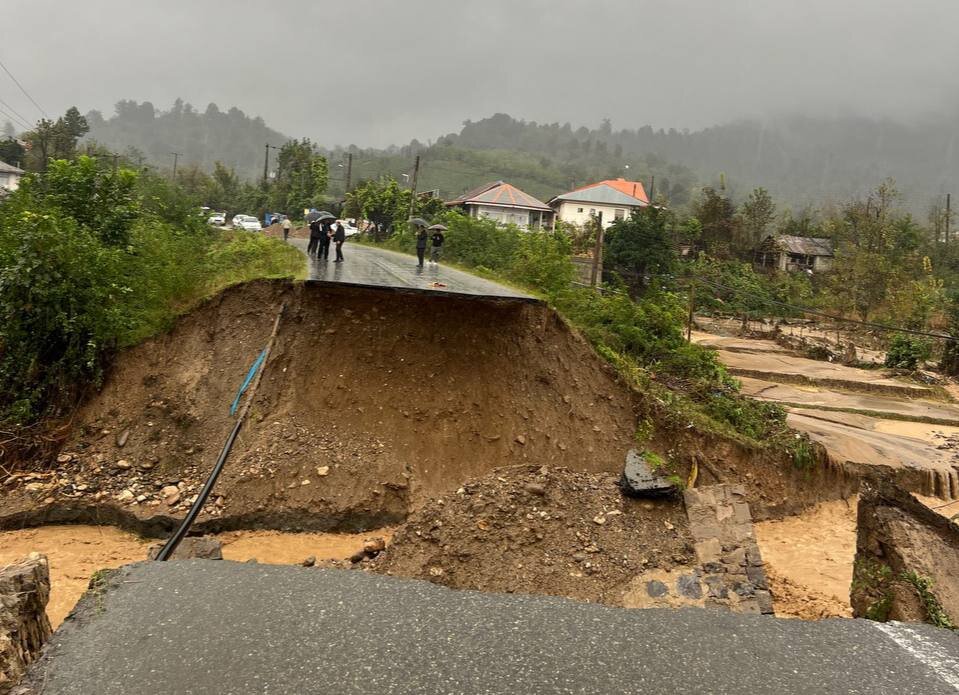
[
  {"left": 0, "top": 280, "right": 873, "bottom": 620},
  {"left": 1, "top": 280, "right": 638, "bottom": 533}
]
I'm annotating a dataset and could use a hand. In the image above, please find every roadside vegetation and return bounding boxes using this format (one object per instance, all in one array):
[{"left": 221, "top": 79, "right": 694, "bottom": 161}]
[{"left": 0, "top": 155, "right": 303, "bottom": 437}]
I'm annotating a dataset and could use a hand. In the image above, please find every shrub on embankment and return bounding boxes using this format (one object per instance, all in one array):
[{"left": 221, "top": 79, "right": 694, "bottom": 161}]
[
  {"left": 373, "top": 211, "right": 791, "bottom": 448},
  {"left": 0, "top": 156, "right": 303, "bottom": 432}
]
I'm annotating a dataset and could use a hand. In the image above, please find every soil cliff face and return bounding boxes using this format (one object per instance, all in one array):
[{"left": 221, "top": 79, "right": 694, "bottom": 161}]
[
  {"left": 22, "top": 281, "right": 636, "bottom": 530},
  {"left": 852, "top": 478, "right": 959, "bottom": 628}
]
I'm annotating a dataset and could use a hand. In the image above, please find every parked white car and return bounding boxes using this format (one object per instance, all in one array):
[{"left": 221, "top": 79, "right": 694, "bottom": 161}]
[
  {"left": 337, "top": 220, "right": 360, "bottom": 237},
  {"left": 207, "top": 212, "right": 226, "bottom": 226},
  {"left": 232, "top": 214, "right": 262, "bottom": 231}
]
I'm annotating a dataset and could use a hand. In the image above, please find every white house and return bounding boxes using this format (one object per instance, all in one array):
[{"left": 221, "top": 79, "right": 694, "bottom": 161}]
[
  {"left": 548, "top": 178, "right": 649, "bottom": 229},
  {"left": 445, "top": 181, "right": 553, "bottom": 230},
  {"left": 0, "top": 159, "right": 24, "bottom": 194}
]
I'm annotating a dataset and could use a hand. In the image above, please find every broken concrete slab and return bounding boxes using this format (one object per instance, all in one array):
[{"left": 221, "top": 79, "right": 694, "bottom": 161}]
[
  {"left": 618, "top": 450, "right": 677, "bottom": 498},
  {"left": 0, "top": 553, "right": 52, "bottom": 694}
]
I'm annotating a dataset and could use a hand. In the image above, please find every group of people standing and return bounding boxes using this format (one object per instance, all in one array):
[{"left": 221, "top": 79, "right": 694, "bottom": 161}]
[
  {"left": 415, "top": 222, "right": 446, "bottom": 268},
  {"left": 307, "top": 218, "right": 347, "bottom": 262}
]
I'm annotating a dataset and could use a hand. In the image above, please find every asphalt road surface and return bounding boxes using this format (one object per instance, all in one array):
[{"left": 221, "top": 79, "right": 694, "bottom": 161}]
[
  {"left": 289, "top": 239, "right": 535, "bottom": 302},
  {"left": 28, "top": 561, "right": 959, "bottom": 694}
]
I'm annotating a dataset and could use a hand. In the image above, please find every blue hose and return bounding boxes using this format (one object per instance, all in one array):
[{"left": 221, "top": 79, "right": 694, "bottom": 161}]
[{"left": 230, "top": 349, "right": 267, "bottom": 416}]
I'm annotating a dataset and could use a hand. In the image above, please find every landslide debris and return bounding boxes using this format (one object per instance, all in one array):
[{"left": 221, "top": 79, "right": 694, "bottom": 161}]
[
  {"left": 2, "top": 280, "right": 636, "bottom": 532},
  {"left": 371, "top": 464, "right": 694, "bottom": 605}
]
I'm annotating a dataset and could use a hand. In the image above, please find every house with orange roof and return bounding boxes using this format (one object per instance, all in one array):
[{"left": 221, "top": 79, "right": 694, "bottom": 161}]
[
  {"left": 445, "top": 181, "right": 553, "bottom": 230},
  {"left": 547, "top": 178, "right": 649, "bottom": 229}
]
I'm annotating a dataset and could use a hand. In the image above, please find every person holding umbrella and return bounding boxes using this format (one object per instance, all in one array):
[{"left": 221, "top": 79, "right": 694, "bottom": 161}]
[
  {"left": 411, "top": 217, "right": 429, "bottom": 268},
  {"left": 333, "top": 220, "right": 347, "bottom": 262},
  {"left": 305, "top": 209, "right": 324, "bottom": 256},
  {"left": 428, "top": 224, "right": 447, "bottom": 265}
]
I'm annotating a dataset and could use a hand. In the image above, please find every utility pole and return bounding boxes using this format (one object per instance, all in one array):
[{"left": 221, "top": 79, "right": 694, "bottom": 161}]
[
  {"left": 263, "top": 143, "right": 270, "bottom": 185},
  {"left": 407, "top": 154, "right": 420, "bottom": 221},
  {"left": 170, "top": 152, "right": 181, "bottom": 182},
  {"left": 590, "top": 212, "right": 605, "bottom": 287},
  {"left": 345, "top": 152, "right": 353, "bottom": 193},
  {"left": 686, "top": 281, "right": 696, "bottom": 343},
  {"left": 649, "top": 175, "right": 655, "bottom": 200},
  {"left": 947, "top": 193, "right": 952, "bottom": 245}
]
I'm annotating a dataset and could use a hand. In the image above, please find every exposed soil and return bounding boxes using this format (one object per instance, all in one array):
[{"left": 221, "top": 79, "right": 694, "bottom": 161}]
[
  {"left": 0, "top": 525, "right": 382, "bottom": 628},
  {"left": 754, "top": 498, "right": 857, "bottom": 619},
  {"left": 371, "top": 464, "right": 694, "bottom": 606},
  {"left": 1, "top": 280, "right": 636, "bottom": 533},
  {"left": 0, "top": 281, "right": 873, "bottom": 623}
]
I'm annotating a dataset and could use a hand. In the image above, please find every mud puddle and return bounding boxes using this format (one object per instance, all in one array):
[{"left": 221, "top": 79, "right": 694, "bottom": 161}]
[
  {"left": 754, "top": 498, "right": 857, "bottom": 619},
  {"left": 0, "top": 525, "right": 381, "bottom": 627}
]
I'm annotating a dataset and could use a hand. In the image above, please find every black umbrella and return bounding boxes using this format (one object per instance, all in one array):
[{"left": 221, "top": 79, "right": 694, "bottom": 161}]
[
  {"left": 409, "top": 217, "right": 429, "bottom": 228},
  {"left": 306, "top": 210, "right": 335, "bottom": 223},
  {"left": 427, "top": 224, "right": 448, "bottom": 231}
]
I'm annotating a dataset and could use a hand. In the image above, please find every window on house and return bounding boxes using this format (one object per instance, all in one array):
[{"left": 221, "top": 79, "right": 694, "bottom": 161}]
[
  {"left": 614, "top": 208, "right": 625, "bottom": 221},
  {"left": 577, "top": 207, "right": 584, "bottom": 213},
  {"left": 589, "top": 208, "right": 596, "bottom": 215}
]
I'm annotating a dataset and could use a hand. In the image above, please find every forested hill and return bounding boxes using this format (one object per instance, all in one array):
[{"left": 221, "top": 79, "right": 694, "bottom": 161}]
[
  {"left": 84, "top": 100, "right": 288, "bottom": 179},
  {"left": 441, "top": 113, "right": 959, "bottom": 211},
  {"left": 82, "top": 101, "right": 958, "bottom": 211}
]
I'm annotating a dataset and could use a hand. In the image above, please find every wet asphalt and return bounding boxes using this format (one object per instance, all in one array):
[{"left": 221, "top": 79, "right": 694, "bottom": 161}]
[
  {"left": 289, "top": 238, "right": 536, "bottom": 302},
  {"left": 27, "top": 561, "right": 959, "bottom": 694}
]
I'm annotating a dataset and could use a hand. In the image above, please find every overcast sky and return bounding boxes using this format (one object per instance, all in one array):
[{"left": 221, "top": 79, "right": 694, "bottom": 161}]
[{"left": 5, "top": 0, "right": 959, "bottom": 146}]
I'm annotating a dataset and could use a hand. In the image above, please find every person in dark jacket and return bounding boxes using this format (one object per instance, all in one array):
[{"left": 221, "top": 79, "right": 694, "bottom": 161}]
[
  {"left": 307, "top": 219, "right": 321, "bottom": 255},
  {"left": 415, "top": 227, "right": 428, "bottom": 267},
  {"left": 429, "top": 225, "right": 446, "bottom": 264},
  {"left": 318, "top": 219, "right": 333, "bottom": 260},
  {"left": 332, "top": 221, "right": 346, "bottom": 262}
]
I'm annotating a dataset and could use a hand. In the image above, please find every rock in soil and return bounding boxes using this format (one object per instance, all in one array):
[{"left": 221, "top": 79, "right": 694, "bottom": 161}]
[{"left": 372, "top": 464, "right": 694, "bottom": 605}]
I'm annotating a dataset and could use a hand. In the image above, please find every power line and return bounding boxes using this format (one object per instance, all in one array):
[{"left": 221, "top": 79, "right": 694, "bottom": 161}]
[
  {"left": 0, "top": 57, "right": 47, "bottom": 118},
  {"left": 0, "top": 103, "right": 30, "bottom": 132},
  {"left": 0, "top": 95, "right": 31, "bottom": 130},
  {"left": 692, "top": 276, "right": 956, "bottom": 342}
]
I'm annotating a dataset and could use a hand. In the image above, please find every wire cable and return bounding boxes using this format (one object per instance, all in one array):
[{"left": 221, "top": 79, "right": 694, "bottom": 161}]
[
  {"left": 692, "top": 275, "right": 957, "bottom": 342},
  {"left": 0, "top": 95, "right": 31, "bottom": 130},
  {"left": 0, "top": 57, "right": 46, "bottom": 118}
]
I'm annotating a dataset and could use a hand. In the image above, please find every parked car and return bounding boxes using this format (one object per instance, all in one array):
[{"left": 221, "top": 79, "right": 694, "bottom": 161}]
[
  {"left": 232, "top": 214, "right": 262, "bottom": 232},
  {"left": 337, "top": 220, "right": 360, "bottom": 237},
  {"left": 207, "top": 212, "right": 226, "bottom": 226}
]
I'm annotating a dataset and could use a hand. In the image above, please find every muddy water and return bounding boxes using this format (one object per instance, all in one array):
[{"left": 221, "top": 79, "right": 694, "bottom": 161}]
[
  {"left": 0, "top": 525, "right": 383, "bottom": 628},
  {"left": 754, "top": 498, "right": 857, "bottom": 619}
]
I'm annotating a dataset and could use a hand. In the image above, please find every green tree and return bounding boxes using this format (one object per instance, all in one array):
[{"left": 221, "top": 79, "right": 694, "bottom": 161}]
[
  {"left": 694, "top": 187, "right": 738, "bottom": 256},
  {"left": 205, "top": 162, "right": 241, "bottom": 211},
  {"left": 604, "top": 206, "right": 677, "bottom": 292},
  {"left": 20, "top": 156, "right": 140, "bottom": 246},
  {"left": 344, "top": 176, "right": 409, "bottom": 239},
  {"left": 270, "top": 139, "right": 328, "bottom": 214},
  {"left": 738, "top": 187, "right": 776, "bottom": 248}
]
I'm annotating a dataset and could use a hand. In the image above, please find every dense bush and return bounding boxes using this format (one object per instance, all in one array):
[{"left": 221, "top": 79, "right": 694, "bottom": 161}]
[
  {"left": 0, "top": 158, "right": 303, "bottom": 426},
  {"left": 884, "top": 334, "right": 932, "bottom": 370}
]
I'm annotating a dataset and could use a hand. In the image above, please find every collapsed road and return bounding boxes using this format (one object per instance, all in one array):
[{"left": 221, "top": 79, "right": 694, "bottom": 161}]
[{"left": 24, "top": 561, "right": 959, "bottom": 695}]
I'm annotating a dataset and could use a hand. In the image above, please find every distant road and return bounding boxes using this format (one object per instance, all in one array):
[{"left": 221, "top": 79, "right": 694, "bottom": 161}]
[
  {"left": 289, "top": 239, "right": 536, "bottom": 302},
  {"left": 28, "top": 561, "right": 959, "bottom": 694}
]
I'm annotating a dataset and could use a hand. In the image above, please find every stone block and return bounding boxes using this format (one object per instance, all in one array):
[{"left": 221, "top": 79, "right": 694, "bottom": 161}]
[
  {"left": 619, "top": 450, "right": 677, "bottom": 498},
  {"left": 676, "top": 573, "right": 702, "bottom": 600},
  {"left": 693, "top": 538, "right": 722, "bottom": 565},
  {"left": 0, "top": 554, "right": 52, "bottom": 693}
]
